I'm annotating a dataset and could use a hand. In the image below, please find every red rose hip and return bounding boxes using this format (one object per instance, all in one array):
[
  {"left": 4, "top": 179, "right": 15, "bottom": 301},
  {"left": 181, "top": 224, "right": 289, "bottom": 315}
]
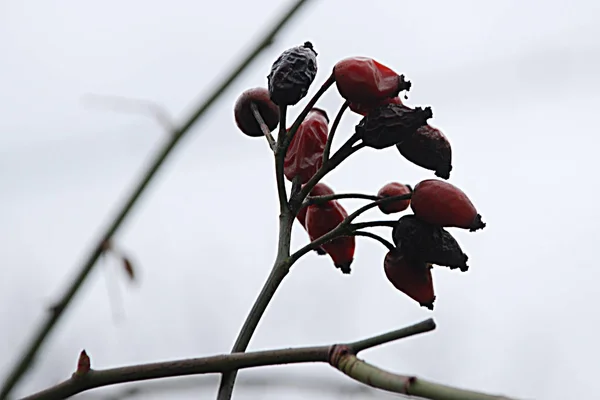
[
  {"left": 234, "top": 87, "right": 280, "bottom": 137},
  {"left": 384, "top": 250, "right": 435, "bottom": 310},
  {"left": 284, "top": 108, "right": 329, "bottom": 184},
  {"left": 297, "top": 183, "right": 335, "bottom": 256},
  {"left": 411, "top": 179, "right": 486, "bottom": 231},
  {"left": 333, "top": 57, "right": 411, "bottom": 105},
  {"left": 349, "top": 96, "right": 403, "bottom": 116},
  {"left": 305, "top": 197, "right": 355, "bottom": 273},
  {"left": 377, "top": 182, "right": 412, "bottom": 214}
]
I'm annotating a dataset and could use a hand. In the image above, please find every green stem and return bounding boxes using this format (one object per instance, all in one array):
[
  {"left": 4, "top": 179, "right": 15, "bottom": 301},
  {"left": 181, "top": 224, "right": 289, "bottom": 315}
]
[
  {"left": 0, "top": 2, "right": 313, "bottom": 398},
  {"left": 322, "top": 100, "right": 349, "bottom": 162}
]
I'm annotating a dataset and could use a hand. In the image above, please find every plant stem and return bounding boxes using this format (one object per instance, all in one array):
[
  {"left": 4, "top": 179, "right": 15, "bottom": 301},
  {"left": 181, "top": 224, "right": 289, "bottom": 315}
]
[
  {"left": 304, "top": 193, "right": 380, "bottom": 207},
  {"left": 250, "top": 102, "right": 276, "bottom": 151},
  {"left": 0, "top": 2, "right": 314, "bottom": 398},
  {"left": 275, "top": 105, "right": 289, "bottom": 210},
  {"left": 350, "top": 220, "right": 397, "bottom": 229},
  {"left": 289, "top": 194, "right": 412, "bottom": 264},
  {"left": 351, "top": 231, "right": 395, "bottom": 252},
  {"left": 22, "top": 319, "right": 435, "bottom": 400},
  {"left": 322, "top": 100, "right": 349, "bottom": 162}
]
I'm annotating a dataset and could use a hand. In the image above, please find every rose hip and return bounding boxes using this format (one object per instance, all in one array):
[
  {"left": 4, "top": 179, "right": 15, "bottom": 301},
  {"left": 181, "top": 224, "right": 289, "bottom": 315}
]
[
  {"left": 397, "top": 124, "right": 453, "bottom": 179},
  {"left": 349, "top": 97, "right": 403, "bottom": 116},
  {"left": 377, "top": 182, "right": 412, "bottom": 214},
  {"left": 355, "top": 103, "right": 433, "bottom": 150},
  {"left": 392, "top": 215, "right": 469, "bottom": 272},
  {"left": 411, "top": 179, "right": 486, "bottom": 232},
  {"left": 333, "top": 57, "right": 411, "bottom": 104},
  {"left": 305, "top": 197, "right": 355, "bottom": 274},
  {"left": 384, "top": 250, "right": 435, "bottom": 310},
  {"left": 284, "top": 108, "right": 329, "bottom": 184},
  {"left": 233, "top": 88, "right": 280, "bottom": 137},
  {"left": 297, "top": 183, "right": 335, "bottom": 256},
  {"left": 268, "top": 41, "right": 318, "bottom": 106}
]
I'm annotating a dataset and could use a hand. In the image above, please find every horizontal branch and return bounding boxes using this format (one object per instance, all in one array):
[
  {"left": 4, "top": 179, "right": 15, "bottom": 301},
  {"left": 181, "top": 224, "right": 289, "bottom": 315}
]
[{"left": 22, "top": 320, "right": 435, "bottom": 400}]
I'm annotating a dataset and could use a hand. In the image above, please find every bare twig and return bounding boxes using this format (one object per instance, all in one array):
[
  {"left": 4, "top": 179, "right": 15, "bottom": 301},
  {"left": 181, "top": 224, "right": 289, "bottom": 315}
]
[
  {"left": 23, "top": 320, "right": 433, "bottom": 400},
  {"left": 274, "top": 105, "right": 289, "bottom": 209},
  {"left": 323, "top": 100, "right": 350, "bottom": 162},
  {"left": 351, "top": 231, "right": 395, "bottom": 252},
  {"left": 0, "top": 1, "right": 315, "bottom": 398},
  {"left": 350, "top": 221, "right": 397, "bottom": 229},
  {"left": 250, "top": 102, "right": 276, "bottom": 151}
]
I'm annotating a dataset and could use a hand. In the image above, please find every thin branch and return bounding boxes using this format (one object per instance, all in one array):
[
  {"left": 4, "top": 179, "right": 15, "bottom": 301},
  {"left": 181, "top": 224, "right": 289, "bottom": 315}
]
[
  {"left": 289, "top": 194, "right": 412, "bottom": 264},
  {"left": 348, "top": 319, "right": 435, "bottom": 353},
  {"left": 24, "top": 320, "right": 433, "bottom": 400},
  {"left": 250, "top": 102, "right": 276, "bottom": 151},
  {"left": 81, "top": 94, "right": 174, "bottom": 133},
  {"left": 0, "top": 1, "right": 315, "bottom": 398},
  {"left": 304, "top": 193, "right": 380, "bottom": 207},
  {"left": 323, "top": 100, "right": 350, "bottom": 162},
  {"left": 333, "top": 355, "right": 517, "bottom": 400},
  {"left": 290, "top": 134, "right": 364, "bottom": 212},
  {"left": 274, "top": 105, "right": 289, "bottom": 210},
  {"left": 350, "top": 221, "right": 397, "bottom": 230},
  {"left": 351, "top": 231, "right": 395, "bottom": 252}
]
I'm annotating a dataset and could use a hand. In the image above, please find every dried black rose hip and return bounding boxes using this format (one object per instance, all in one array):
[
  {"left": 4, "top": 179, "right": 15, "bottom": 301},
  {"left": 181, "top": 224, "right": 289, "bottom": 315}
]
[
  {"left": 267, "top": 41, "right": 318, "bottom": 106},
  {"left": 392, "top": 214, "right": 469, "bottom": 272},
  {"left": 234, "top": 87, "right": 280, "bottom": 137},
  {"left": 355, "top": 103, "right": 433, "bottom": 150},
  {"left": 397, "top": 124, "right": 453, "bottom": 179}
]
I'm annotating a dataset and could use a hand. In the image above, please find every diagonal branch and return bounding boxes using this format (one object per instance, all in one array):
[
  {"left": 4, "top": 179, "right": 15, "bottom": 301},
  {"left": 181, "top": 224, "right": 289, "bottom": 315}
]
[
  {"left": 351, "top": 231, "right": 395, "bottom": 252},
  {"left": 0, "top": 1, "right": 316, "bottom": 398},
  {"left": 322, "top": 100, "right": 350, "bottom": 162}
]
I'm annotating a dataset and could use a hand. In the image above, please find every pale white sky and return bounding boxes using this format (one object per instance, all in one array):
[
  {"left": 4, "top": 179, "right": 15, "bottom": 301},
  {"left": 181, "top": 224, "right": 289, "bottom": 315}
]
[{"left": 1, "top": 1, "right": 599, "bottom": 399}]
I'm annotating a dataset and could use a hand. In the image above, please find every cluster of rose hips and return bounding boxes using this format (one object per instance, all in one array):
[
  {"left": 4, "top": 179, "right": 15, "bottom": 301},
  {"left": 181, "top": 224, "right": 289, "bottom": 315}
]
[{"left": 233, "top": 42, "right": 485, "bottom": 310}]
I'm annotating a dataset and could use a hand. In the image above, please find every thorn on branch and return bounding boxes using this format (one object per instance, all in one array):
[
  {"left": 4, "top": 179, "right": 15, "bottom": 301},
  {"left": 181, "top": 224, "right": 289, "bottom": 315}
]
[{"left": 74, "top": 350, "right": 91, "bottom": 378}]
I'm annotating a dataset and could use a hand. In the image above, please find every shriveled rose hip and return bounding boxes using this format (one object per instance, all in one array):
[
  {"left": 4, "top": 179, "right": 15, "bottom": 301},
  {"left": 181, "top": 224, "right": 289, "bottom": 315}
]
[
  {"left": 234, "top": 88, "right": 280, "bottom": 137},
  {"left": 411, "top": 179, "right": 486, "bottom": 232},
  {"left": 384, "top": 250, "right": 435, "bottom": 310},
  {"left": 349, "top": 97, "right": 403, "bottom": 116},
  {"left": 377, "top": 182, "right": 412, "bottom": 214},
  {"left": 333, "top": 57, "right": 411, "bottom": 104},
  {"left": 297, "top": 182, "right": 335, "bottom": 256},
  {"left": 305, "top": 197, "right": 355, "bottom": 274},
  {"left": 392, "top": 215, "right": 469, "bottom": 271},
  {"left": 268, "top": 41, "right": 318, "bottom": 106},
  {"left": 355, "top": 103, "right": 433, "bottom": 149},
  {"left": 397, "top": 124, "right": 452, "bottom": 179}
]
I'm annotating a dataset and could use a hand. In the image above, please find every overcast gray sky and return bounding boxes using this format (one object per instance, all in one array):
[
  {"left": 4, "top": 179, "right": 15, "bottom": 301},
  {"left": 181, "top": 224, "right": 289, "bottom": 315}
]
[{"left": 1, "top": 1, "right": 599, "bottom": 399}]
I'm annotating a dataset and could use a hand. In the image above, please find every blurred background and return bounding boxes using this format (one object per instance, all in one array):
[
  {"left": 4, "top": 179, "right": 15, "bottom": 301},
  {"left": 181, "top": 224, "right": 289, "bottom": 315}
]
[{"left": 1, "top": 0, "right": 599, "bottom": 399}]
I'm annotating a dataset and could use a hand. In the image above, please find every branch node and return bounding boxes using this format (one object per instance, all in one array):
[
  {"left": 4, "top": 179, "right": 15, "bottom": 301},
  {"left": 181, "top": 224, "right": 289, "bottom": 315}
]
[{"left": 328, "top": 344, "right": 351, "bottom": 367}]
